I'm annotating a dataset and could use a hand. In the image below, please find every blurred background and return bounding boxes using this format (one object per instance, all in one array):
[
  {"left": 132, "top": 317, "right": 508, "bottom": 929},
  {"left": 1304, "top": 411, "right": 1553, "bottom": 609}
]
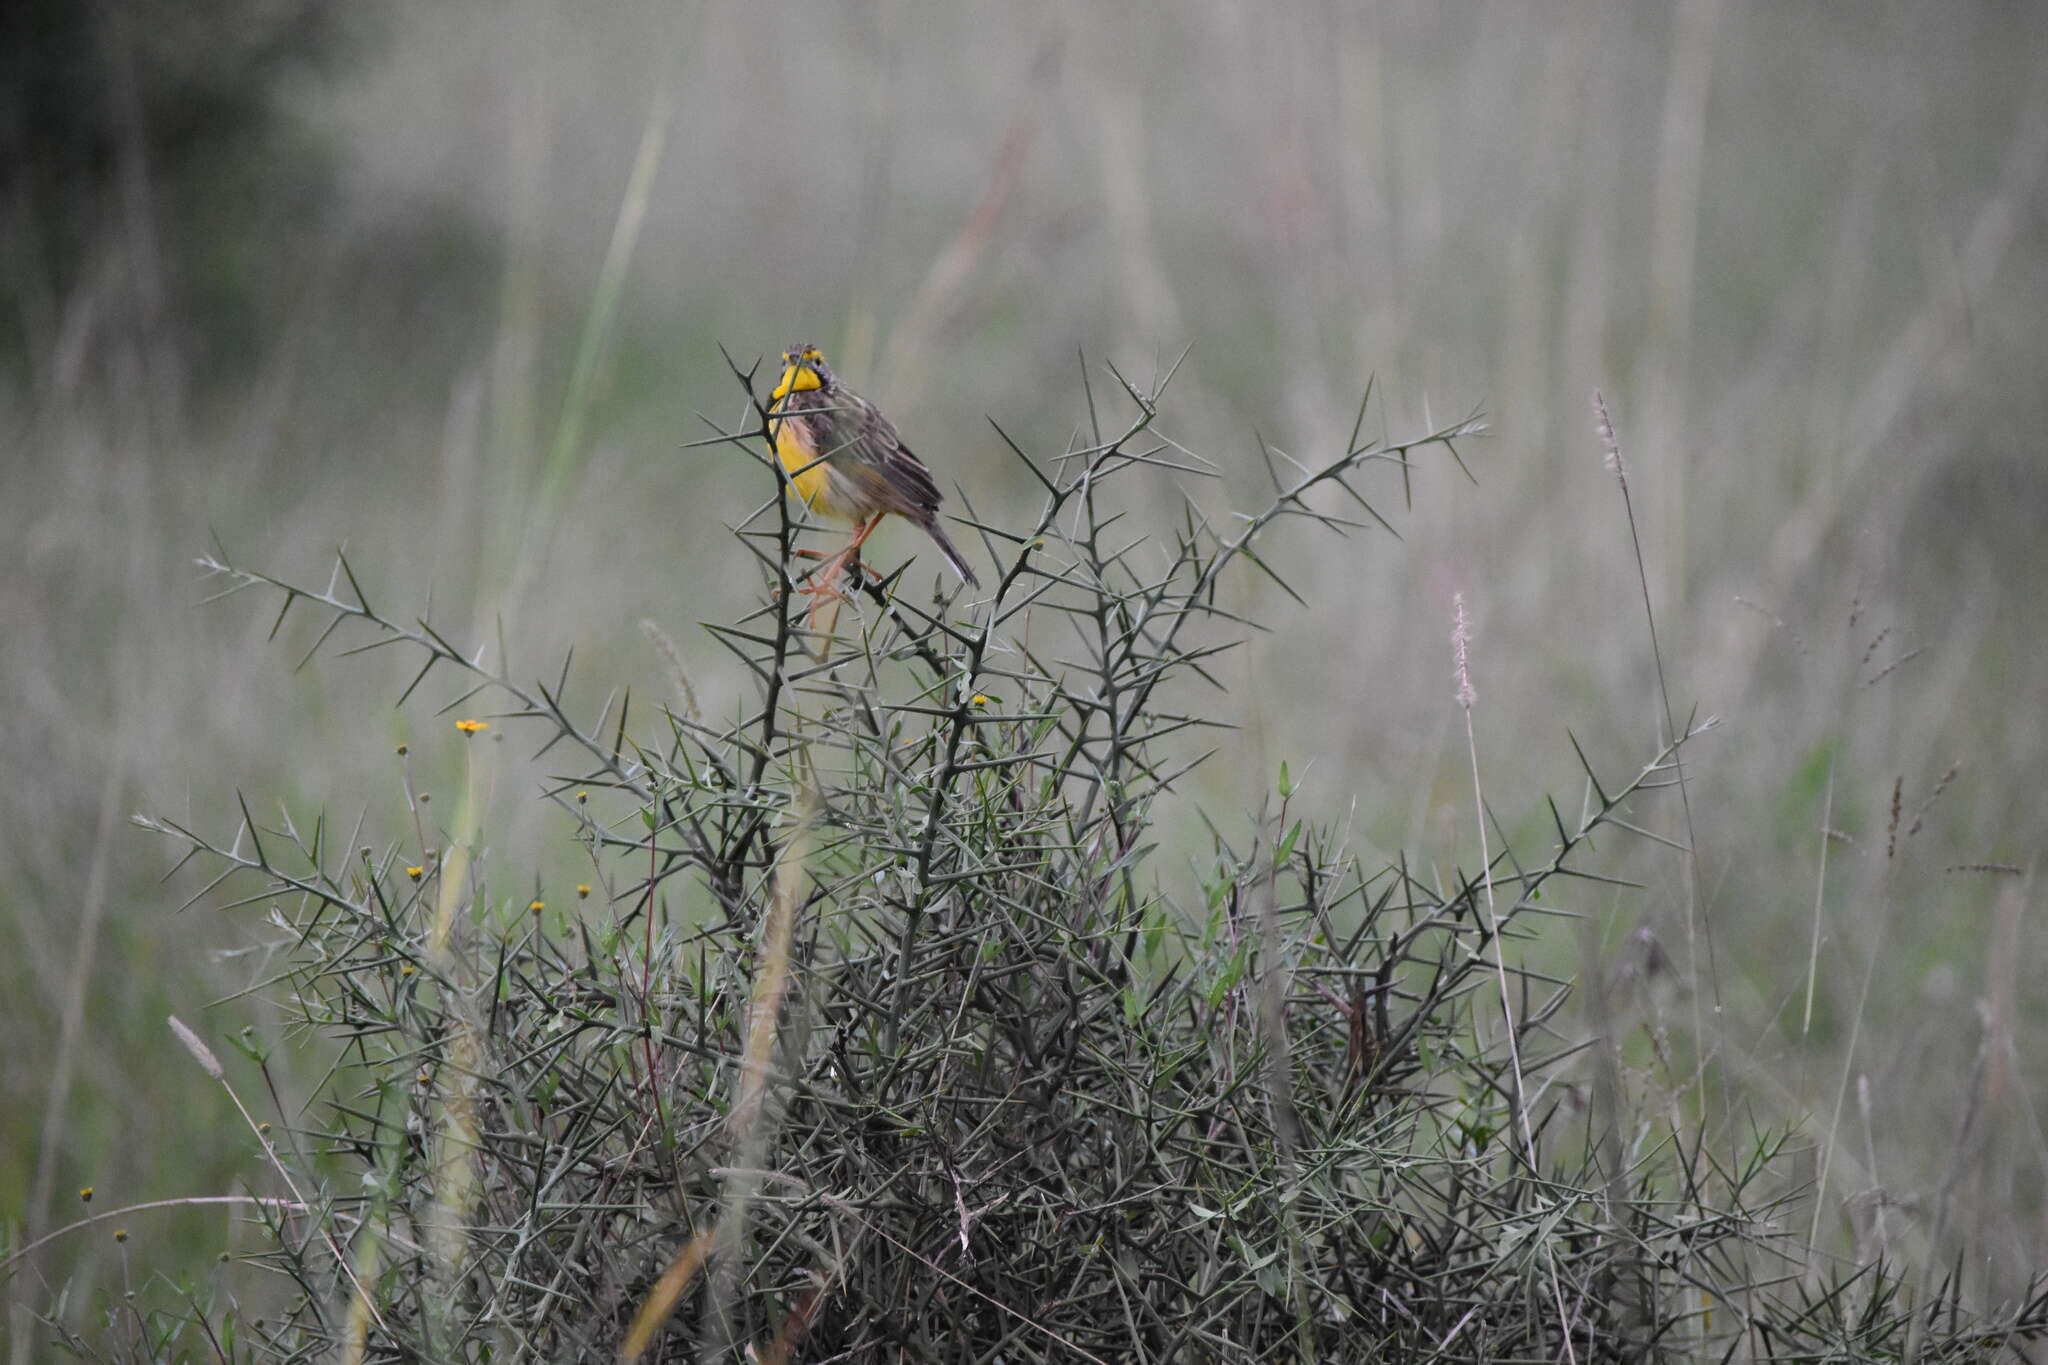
[{"left": 7, "top": 0, "right": 2048, "bottom": 1342}]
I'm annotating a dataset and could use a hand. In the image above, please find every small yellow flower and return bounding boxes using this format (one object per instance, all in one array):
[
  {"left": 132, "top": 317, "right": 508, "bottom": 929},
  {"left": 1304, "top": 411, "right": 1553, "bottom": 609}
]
[
  {"left": 576, "top": 791, "right": 589, "bottom": 804},
  {"left": 455, "top": 719, "right": 489, "bottom": 735},
  {"left": 416, "top": 1068, "right": 431, "bottom": 1083},
  {"left": 114, "top": 1229, "right": 128, "bottom": 1243},
  {"left": 971, "top": 694, "right": 990, "bottom": 706},
  {"left": 79, "top": 1187, "right": 94, "bottom": 1203},
  {"left": 406, "top": 865, "right": 424, "bottom": 881},
  {"left": 529, "top": 899, "right": 546, "bottom": 913},
  {"left": 400, "top": 965, "right": 416, "bottom": 977},
  {"left": 576, "top": 884, "right": 591, "bottom": 899}
]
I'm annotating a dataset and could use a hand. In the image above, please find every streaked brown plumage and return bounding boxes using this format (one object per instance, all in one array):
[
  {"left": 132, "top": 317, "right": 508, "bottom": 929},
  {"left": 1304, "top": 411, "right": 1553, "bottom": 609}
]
[{"left": 767, "top": 342, "right": 979, "bottom": 590}]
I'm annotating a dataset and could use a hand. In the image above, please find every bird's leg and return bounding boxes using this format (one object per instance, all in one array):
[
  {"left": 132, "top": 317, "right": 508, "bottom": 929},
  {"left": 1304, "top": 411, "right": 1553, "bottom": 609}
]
[
  {"left": 801, "top": 516, "right": 884, "bottom": 629},
  {"left": 803, "top": 516, "right": 883, "bottom": 597},
  {"left": 840, "top": 514, "right": 885, "bottom": 585}
]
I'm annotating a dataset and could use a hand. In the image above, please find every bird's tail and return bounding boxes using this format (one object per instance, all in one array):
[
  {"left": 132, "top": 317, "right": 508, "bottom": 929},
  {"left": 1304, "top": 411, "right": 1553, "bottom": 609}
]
[{"left": 921, "top": 518, "right": 980, "bottom": 588}]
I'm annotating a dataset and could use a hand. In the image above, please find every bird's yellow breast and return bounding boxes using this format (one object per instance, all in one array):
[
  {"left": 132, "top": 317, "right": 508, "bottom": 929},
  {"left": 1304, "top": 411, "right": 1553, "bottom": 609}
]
[{"left": 768, "top": 406, "right": 842, "bottom": 517}]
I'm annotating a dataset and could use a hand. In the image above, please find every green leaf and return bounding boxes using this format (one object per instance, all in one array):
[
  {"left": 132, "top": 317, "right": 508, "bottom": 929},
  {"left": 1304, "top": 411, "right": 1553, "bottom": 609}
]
[{"left": 1206, "top": 946, "right": 1247, "bottom": 1007}]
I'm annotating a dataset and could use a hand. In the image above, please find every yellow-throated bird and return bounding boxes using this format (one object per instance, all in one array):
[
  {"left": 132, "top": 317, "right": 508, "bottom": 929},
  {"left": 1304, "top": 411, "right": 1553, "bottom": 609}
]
[{"left": 767, "top": 343, "right": 979, "bottom": 610}]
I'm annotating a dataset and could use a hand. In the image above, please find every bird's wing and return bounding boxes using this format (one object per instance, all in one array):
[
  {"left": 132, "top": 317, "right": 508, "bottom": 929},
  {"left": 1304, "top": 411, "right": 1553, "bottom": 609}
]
[{"left": 843, "top": 393, "right": 944, "bottom": 519}]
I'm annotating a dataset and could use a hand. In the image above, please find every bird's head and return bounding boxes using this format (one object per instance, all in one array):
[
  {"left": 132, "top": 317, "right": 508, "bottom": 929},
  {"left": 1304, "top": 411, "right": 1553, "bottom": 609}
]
[{"left": 772, "top": 343, "right": 833, "bottom": 399}]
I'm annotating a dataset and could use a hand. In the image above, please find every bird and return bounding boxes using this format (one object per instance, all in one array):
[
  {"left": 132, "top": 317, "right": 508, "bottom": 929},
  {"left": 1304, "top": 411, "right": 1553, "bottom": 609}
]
[{"left": 765, "top": 342, "right": 978, "bottom": 621}]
